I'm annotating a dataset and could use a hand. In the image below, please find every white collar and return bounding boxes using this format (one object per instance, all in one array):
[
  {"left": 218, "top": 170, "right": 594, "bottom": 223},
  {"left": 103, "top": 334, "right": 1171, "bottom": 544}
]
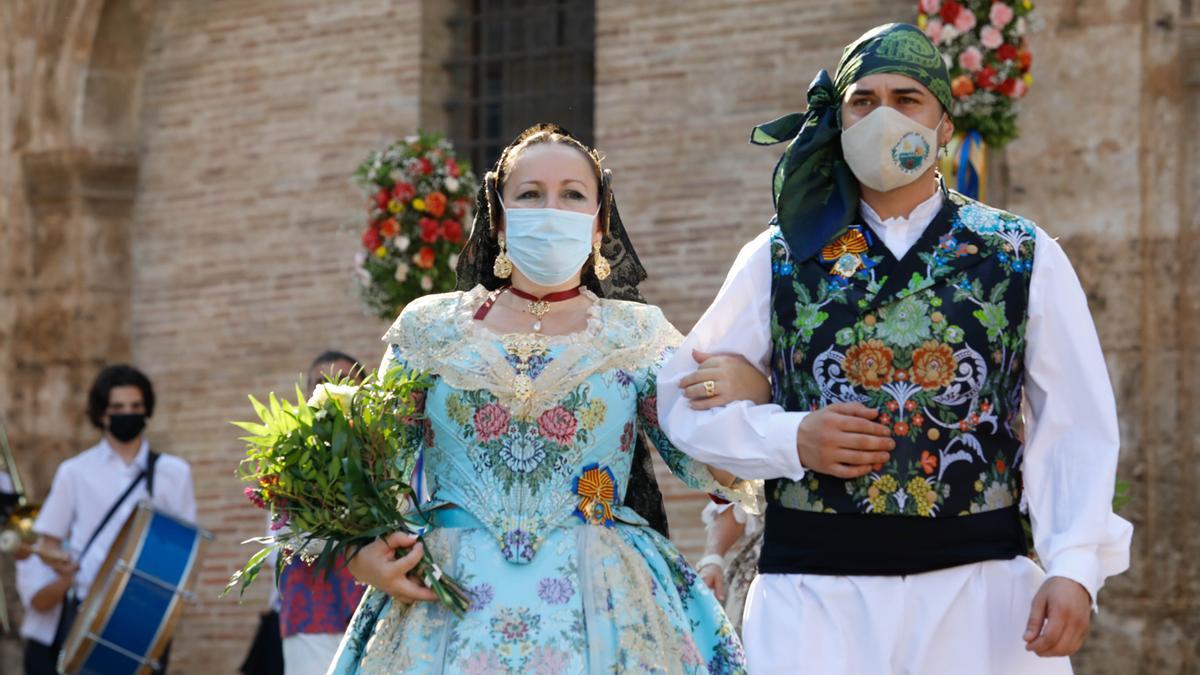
[
  {"left": 101, "top": 437, "right": 150, "bottom": 468},
  {"left": 859, "top": 190, "right": 944, "bottom": 233}
]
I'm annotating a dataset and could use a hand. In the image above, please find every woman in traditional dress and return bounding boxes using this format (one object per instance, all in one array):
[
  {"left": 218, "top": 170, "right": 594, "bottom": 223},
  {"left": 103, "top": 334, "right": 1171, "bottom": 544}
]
[{"left": 329, "top": 124, "right": 768, "bottom": 674}]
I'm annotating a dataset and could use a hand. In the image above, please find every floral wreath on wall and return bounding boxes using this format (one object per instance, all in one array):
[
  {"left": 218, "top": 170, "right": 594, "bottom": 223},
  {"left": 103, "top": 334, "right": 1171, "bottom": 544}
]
[
  {"left": 919, "top": 0, "right": 1035, "bottom": 147},
  {"left": 354, "top": 133, "right": 478, "bottom": 321},
  {"left": 918, "top": 0, "right": 1037, "bottom": 199}
]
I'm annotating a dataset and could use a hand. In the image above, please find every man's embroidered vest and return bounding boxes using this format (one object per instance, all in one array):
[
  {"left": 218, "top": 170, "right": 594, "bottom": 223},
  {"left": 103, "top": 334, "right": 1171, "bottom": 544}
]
[{"left": 761, "top": 191, "right": 1036, "bottom": 575}]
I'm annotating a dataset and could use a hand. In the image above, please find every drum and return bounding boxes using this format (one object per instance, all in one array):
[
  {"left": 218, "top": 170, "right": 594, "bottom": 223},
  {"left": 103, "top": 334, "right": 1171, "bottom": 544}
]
[{"left": 58, "top": 501, "right": 212, "bottom": 675}]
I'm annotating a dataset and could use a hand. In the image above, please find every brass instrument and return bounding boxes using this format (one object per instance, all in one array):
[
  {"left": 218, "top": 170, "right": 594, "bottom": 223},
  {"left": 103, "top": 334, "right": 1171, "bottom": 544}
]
[{"left": 0, "top": 421, "right": 45, "bottom": 632}]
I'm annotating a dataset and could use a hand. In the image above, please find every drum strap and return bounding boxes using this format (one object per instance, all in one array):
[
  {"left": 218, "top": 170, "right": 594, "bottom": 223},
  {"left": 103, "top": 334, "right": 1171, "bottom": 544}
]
[{"left": 77, "top": 450, "right": 161, "bottom": 564}]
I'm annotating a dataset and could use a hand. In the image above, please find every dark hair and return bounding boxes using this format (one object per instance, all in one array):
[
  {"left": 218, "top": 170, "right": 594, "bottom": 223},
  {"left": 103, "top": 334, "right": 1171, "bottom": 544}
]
[
  {"left": 308, "top": 350, "right": 365, "bottom": 388},
  {"left": 87, "top": 364, "right": 155, "bottom": 429}
]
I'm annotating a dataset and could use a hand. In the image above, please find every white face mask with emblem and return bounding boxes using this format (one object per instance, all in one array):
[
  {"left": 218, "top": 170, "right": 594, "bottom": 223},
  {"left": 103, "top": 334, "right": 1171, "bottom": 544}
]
[{"left": 841, "top": 106, "right": 944, "bottom": 193}]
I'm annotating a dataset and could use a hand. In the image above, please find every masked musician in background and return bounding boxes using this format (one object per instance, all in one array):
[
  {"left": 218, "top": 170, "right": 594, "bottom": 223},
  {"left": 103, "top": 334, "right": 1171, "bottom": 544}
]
[{"left": 31, "top": 364, "right": 196, "bottom": 673}]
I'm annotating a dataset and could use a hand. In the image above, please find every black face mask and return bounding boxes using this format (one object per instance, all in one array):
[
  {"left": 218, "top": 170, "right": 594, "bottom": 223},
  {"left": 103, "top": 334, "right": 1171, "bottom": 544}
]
[{"left": 107, "top": 414, "right": 147, "bottom": 443}]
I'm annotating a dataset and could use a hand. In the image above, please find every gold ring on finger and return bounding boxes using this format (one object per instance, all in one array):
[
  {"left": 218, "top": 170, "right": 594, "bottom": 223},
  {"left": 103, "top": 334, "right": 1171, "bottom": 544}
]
[{"left": 703, "top": 380, "right": 716, "bottom": 398}]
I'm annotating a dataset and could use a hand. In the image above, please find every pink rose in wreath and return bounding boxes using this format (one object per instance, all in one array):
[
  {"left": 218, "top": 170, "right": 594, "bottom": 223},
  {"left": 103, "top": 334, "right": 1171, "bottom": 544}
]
[
  {"left": 919, "top": 0, "right": 941, "bottom": 15},
  {"left": 952, "top": 7, "right": 977, "bottom": 33},
  {"left": 474, "top": 403, "right": 511, "bottom": 442},
  {"left": 989, "top": 2, "right": 1015, "bottom": 29},
  {"left": 538, "top": 406, "right": 578, "bottom": 445},
  {"left": 923, "top": 18, "right": 945, "bottom": 44},
  {"left": 958, "top": 46, "right": 984, "bottom": 73},
  {"left": 980, "top": 25, "right": 1005, "bottom": 50}
]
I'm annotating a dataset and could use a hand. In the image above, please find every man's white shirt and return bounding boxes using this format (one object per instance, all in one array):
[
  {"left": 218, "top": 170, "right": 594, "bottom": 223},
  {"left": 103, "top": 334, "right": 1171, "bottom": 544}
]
[{"left": 34, "top": 438, "right": 196, "bottom": 599}]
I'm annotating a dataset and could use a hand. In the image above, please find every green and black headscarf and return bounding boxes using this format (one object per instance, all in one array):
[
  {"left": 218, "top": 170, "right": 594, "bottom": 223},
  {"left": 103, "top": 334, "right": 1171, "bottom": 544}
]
[{"left": 752, "top": 23, "right": 953, "bottom": 261}]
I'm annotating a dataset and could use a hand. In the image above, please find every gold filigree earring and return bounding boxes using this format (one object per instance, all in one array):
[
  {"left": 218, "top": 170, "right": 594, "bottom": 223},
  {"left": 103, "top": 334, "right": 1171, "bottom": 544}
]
[
  {"left": 592, "top": 240, "right": 610, "bottom": 280},
  {"left": 494, "top": 236, "right": 513, "bottom": 279}
]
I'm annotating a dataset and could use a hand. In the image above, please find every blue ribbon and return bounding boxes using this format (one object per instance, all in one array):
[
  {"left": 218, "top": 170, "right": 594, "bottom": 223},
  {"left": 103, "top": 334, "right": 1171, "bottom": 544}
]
[{"left": 956, "top": 130, "right": 984, "bottom": 200}]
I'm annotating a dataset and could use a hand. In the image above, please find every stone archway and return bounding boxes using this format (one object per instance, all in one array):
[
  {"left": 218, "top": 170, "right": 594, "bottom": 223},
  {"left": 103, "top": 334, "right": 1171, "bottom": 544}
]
[{"left": 0, "top": 0, "right": 156, "bottom": 666}]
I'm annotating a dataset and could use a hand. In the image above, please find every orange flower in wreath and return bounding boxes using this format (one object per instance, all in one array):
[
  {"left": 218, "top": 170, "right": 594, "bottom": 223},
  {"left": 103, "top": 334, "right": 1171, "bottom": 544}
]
[
  {"left": 379, "top": 218, "right": 400, "bottom": 238},
  {"left": 910, "top": 341, "right": 957, "bottom": 390},
  {"left": 425, "top": 191, "right": 448, "bottom": 217},
  {"left": 844, "top": 340, "right": 895, "bottom": 390},
  {"left": 414, "top": 246, "right": 436, "bottom": 269}
]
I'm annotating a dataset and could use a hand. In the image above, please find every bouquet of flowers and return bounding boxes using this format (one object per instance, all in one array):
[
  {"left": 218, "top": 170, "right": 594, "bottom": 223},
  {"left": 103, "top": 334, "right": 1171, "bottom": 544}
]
[
  {"left": 918, "top": 0, "right": 1036, "bottom": 147},
  {"left": 227, "top": 366, "right": 470, "bottom": 615},
  {"left": 354, "top": 132, "right": 478, "bottom": 321}
]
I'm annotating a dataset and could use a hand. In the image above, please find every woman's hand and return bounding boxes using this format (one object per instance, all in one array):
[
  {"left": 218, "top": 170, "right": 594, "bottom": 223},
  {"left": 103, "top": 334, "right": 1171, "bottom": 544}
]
[
  {"left": 347, "top": 532, "right": 439, "bottom": 604},
  {"left": 699, "top": 563, "right": 726, "bottom": 603},
  {"left": 698, "top": 505, "right": 746, "bottom": 603},
  {"left": 679, "top": 350, "right": 771, "bottom": 410}
]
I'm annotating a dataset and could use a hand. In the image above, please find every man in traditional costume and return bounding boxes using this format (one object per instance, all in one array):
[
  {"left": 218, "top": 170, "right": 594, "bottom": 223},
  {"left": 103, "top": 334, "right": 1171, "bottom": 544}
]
[{"left": 659, "top": 23, "right": 1131, "bottom": 674}]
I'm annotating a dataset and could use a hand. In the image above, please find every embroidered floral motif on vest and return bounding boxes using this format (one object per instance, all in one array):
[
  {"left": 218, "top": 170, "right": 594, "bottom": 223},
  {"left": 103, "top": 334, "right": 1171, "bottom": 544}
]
[{"left": 768, "top": 192, "right": 1037, "bottom": 518}]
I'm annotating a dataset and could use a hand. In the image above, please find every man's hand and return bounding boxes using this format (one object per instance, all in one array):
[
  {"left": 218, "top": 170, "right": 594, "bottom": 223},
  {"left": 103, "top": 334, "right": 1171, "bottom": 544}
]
[
  {"left": 796, "top": 402, "right": 894, "bottom": 478},
  {"left": 1024, "top": 577, "right": 1092, "bottom": 657}
]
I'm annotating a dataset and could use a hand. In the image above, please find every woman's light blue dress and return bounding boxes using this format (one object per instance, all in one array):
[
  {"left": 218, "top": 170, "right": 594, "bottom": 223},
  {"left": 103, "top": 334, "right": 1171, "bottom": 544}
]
[{"left": 329, "top": 286, "right": 756, "bottom": 674}]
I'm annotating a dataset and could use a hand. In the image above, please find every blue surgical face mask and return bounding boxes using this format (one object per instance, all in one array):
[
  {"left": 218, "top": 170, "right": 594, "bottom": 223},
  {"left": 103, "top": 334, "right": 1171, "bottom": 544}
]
[{"left": 499, "top": 196, "right": 599, "bottom": 286}]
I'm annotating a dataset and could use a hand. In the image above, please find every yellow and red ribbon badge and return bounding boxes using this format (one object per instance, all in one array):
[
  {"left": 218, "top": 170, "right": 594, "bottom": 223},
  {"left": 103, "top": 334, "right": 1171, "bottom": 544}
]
[
  {"left": 573, "top": 463, "right": 617, "bottom": 527},
  {"left": 821, "top": 227, "right": 870, "bottom": 278}
]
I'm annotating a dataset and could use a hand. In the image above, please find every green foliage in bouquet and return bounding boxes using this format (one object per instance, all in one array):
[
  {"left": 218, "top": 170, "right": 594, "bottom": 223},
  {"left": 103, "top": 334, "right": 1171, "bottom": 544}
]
[{"left": 226, "top": 366, "right": 469, "bottom": 615}]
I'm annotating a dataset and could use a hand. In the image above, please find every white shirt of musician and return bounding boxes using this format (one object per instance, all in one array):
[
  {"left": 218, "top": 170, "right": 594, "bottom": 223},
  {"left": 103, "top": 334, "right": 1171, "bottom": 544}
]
[
  {"left": 34, "top": 438, "right": 196, "bottom": 599},
  {"left": 16, "top": 554, "right": 62, "bottom": 645}
]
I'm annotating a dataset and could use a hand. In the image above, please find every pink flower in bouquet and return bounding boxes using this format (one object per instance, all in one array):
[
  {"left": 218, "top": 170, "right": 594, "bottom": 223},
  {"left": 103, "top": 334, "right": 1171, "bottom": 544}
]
[
  {"left": 244, "top": 487, "right": 266, "bottom": 509},
  {"left": 952, "top": 8, "right": 976, "bottom": 33},
  {"left": 980, "top": 25, "right": 1004, "bottom": 50},
  {"left": 958, "top": 46, "right": 984, "bottom": 73},
  {"left": 989, "top": 2, "right": 1015, "bottom": 29},
  {"left": 919, "top": 0, "right": 941, "bottom": 14},
  {"left": 923, "top": 18, "right": 944, "bottom": 44},
  {"left": 538, "top": 406, "right": 578, "bottom": 445}
]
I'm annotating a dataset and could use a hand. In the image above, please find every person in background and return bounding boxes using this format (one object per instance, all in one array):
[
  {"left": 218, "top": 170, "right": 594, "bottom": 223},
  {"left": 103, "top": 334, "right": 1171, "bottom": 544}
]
[{"left": 34, "top": 364, "right": 196, "bottom": 673}]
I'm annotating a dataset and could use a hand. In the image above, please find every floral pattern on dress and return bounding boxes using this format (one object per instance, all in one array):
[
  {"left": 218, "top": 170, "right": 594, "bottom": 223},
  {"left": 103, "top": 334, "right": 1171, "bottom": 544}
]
[{"left": 328, "top": 290, "right": 753, "bottom": 674}]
